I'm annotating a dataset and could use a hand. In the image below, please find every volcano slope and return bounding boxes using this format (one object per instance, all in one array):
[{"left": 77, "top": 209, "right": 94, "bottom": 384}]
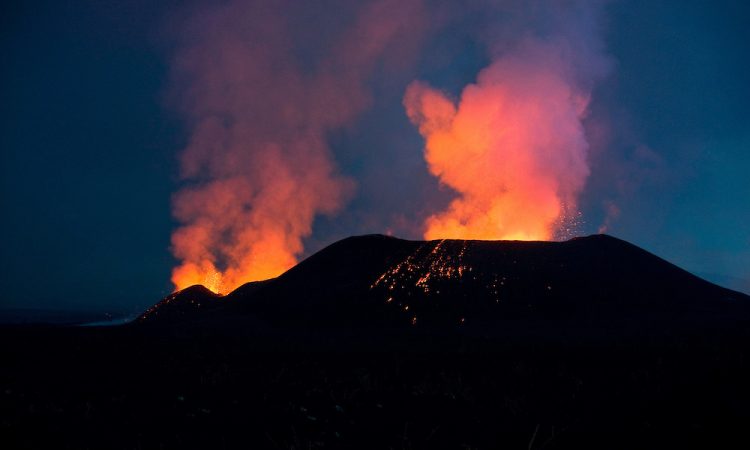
[
  {"left": 139, "top": 234, "right": 749, "bottom": 337},
  {"left": 3, "top": 234, "right": 750, "bottom": 449}
]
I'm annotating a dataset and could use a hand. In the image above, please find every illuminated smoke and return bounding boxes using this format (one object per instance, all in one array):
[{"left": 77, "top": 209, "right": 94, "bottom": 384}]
[
  {"left": 169, "top": 0, "right": 425, "bottom": 293},
  {"left": 404, "top": 6, "right": 609, "bottom": 241}
]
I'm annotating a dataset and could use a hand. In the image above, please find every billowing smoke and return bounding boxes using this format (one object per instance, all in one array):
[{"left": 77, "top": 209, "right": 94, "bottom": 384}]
[
  {"left": 168, "top": 0, "right": 426, "bottom": 293},
  {"left": 167, "top": 0, "right": 612, "bottom": 293},
  {"left": 404, "top": 2, "right": 610, "bottom": 241}
]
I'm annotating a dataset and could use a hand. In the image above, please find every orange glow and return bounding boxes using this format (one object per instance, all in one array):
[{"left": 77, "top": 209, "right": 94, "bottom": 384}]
[
  {"left": 171, "top": 260, "right": 223, "bottom": 294},
  {"left": 404, "top": 40, "right": 591, "bottom": 241},
  {"left": 169, "top": 0, "right": 427, "bottom": 294},
  {"left": 169, "top": 173, "right": 331, "bottom": 294}
]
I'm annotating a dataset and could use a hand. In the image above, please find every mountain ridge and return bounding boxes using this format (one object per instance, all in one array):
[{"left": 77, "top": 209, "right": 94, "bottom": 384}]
[{"left": 137, "top": 234, "right": 749, "bottom": 334}]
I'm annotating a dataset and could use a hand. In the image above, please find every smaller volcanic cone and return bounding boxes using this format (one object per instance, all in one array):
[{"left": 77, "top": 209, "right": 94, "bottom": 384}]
[{"left": 138, "top": 285, "right": 223, "bottom": 324}]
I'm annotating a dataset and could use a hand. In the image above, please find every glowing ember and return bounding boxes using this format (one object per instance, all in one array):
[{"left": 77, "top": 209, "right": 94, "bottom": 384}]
[
  {"left": 371, "top": 240, "right": 472, "bottom": 295},
  {"left": 371, "top": 240, "right": 481, "bottom": 323}
]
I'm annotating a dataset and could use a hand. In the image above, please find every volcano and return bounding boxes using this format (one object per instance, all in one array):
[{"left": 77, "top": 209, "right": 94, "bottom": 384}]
[
  {"left": 5, "top": 234, "right": 750, "bottom": 449},
  {"left": 138, "top": 234, "right": 749, "bottom": 335}
]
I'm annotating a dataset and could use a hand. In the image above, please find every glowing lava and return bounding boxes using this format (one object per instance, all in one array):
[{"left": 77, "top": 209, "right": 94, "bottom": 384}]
[
  {"left": 371, "top": 239, "right": 475, "bottom": 324},
  {"left": 168, "top": 258, "right": 221, "bottom": 294}
]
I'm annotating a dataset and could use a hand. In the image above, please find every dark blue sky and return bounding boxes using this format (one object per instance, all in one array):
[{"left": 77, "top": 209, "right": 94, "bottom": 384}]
[{"left": 1, "top": 0, "right": 748, "bottom": 315}]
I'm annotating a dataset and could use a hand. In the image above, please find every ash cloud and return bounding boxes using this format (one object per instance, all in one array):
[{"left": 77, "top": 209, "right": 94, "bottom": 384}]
[
  {"left": 404, "top": 0, "right": 612, "bottom": 240},
  {"left": 165, "top": 0, "right": 613, "bottom": 292},
  {"left": 167, "top": 0, "right": 427, "bottom": 292}
]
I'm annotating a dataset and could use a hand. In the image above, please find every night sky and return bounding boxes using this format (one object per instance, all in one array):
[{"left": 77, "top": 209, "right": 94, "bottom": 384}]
[{"left": 2, "top": 0, "right": 749, "bottom": 316}]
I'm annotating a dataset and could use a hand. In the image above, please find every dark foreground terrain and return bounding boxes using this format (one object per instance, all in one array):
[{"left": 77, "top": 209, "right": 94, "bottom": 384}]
[{"left": 2, "top": 235, "right": 749, "bottom": 449}]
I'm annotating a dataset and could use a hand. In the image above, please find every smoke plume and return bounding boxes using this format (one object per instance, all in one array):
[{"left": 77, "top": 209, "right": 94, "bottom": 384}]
[
  {"left": 168, "top": 0, "right": 425, "bottom": 293},
  {"left": 404, "top": 2, "right": 610, "bottom": 241}
]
